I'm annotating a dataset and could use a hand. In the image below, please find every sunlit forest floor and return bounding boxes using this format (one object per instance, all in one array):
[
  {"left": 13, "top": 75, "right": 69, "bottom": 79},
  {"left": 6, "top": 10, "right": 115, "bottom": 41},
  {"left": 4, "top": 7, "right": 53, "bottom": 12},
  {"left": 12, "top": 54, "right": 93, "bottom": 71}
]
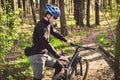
[{"left": 0, "top": 16, "right": 117, "bottom": 80}]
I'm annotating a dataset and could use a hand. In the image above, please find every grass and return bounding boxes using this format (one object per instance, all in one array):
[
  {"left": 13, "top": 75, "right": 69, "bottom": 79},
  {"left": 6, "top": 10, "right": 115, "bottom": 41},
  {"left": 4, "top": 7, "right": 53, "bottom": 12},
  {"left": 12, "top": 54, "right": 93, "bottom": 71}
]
[
  {"left": 0, "top": 53, "right": 32, "bottom": 80},
  {"left": 97, "top": 33, "right": 109, "bottom": 46},
  {"left": 74, "top": 31, "right": 86, "bottom": 36},
  {"left": 50, "top": 36, "right": 67, "bottom": 49}
]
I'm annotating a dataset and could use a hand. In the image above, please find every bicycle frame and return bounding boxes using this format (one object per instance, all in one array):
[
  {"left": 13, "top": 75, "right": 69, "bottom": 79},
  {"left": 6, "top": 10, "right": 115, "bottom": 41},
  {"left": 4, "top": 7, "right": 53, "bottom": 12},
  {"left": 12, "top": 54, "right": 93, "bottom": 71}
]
[
  {"left": 65, "top": 47, "right": 79, "bottom": 80},
  {"left": 63, "top": 44, "right": 95, "bottom": 80},
  {"left": 52, "top": 43, "right": 96, "bottom": 80}
]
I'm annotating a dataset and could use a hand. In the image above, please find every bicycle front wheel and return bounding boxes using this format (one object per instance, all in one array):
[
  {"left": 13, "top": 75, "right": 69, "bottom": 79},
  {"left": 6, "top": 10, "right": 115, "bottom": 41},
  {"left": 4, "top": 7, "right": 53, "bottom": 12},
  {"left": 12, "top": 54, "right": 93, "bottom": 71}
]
[
  {"left": 52, "top": 73, "right": 66, "bottom": 80},
  {"left": 73, "top": 59, "right": 89, "bottom": 80}
]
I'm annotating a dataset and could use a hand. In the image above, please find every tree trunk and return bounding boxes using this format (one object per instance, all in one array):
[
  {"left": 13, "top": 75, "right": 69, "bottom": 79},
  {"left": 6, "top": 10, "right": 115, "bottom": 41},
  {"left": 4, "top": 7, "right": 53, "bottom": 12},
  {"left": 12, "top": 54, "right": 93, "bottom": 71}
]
[
  {"left": 11, "top": 0, "right": 14, "bottom": 11},
  {"left": 70, "top": 0, "right": 73, "bottom": 15},
  {"left": 39, "top": 0, "right": 48, "bottom": 20},
  {"left": 22, "top": 0, "right": 26, "bottom": 17},
  {"left": 30, "top": 0, "right": 36, "bottom": 25},
  {"left": 18, "top": 0, "right": 21, "bottom": 8},
  {"left": 56, "top": 0, "right": 59, "bottom": 6},
  {"left": 59, "top": 0, "right": 68, "bottom": 36},
  {"left": 6, "top": 0, "right": 14, "bottom": 11},
  {"left": 18, "top": 0, "right": 23, "bottom": 24},
  {"left": 108, "top": 0, "right": 112, "bottom": 10},
  {"left": 52, "top": 0, "right": 55, "bottom": 5},
  {"left": 116, "top": 0, "right": 120, "bottom": 4},
  {"left": 103, "top": 0, "right": 107, "bottom": 10},
  {"left": 116, "top": 0, "right": 120, "bottom": 12},
  {"left": 78, "top": 0, "right": 84, "bottom": 26},
  {"left": 35, "top": 0, "right": 39, "bottom": 13},
  {"left": 5, "top": 0, "right": 14, "bottom": 27},
  {"left": 115, "top": 17, "right": 120, "bottom": 80},
  {"left": 95, "top": 0, "right": 100, "bottom": 25},
  {"left": 83, "top": 0, "right": 85, "bottom": 19},
  {"left": 1, "top": 0, "right": 5, "bottom": 9},
  {"left": 10, "top": 0, "right": 14, "bottom": 27},
  {"left": 74, "top": 0, "right": 84, "bottom": 26},
  {"left": 74, "top": 0, "right": 79, "bottom": 25},
  {"left": 86, "top": 0, "right": 90, "bottom": 27},
  {"left": 35, "top": 0, "right": 39, "bottom": 8}
]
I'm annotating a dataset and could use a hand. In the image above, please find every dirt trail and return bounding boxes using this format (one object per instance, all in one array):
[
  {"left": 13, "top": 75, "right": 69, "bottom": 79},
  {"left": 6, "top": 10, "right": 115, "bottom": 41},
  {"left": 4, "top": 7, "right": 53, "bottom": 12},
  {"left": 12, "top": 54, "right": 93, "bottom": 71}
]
[{"left": 76, "top": 28, "right": 114, "bottom": 80}]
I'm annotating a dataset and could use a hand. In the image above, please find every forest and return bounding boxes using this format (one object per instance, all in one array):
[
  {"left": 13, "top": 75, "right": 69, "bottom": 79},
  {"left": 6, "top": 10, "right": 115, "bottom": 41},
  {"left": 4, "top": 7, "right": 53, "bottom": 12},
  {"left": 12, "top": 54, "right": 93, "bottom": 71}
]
[{"left": 0, "top": 0, "right": 120, "bottom": 80}]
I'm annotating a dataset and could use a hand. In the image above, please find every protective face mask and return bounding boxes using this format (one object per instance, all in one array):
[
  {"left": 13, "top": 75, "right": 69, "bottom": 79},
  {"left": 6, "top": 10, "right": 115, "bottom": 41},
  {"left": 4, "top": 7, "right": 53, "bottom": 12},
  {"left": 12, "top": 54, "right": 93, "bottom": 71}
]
[{"left": 50, "top": 20, "right": 57, "bottom": 26}]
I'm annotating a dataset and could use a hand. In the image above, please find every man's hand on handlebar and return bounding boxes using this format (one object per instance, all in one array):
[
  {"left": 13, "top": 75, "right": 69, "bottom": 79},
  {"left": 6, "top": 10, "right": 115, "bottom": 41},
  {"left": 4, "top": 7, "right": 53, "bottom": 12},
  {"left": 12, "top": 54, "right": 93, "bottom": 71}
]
[
  {"left": 58, "top": 56, "right": 69, "bottom": 63},
  {"left": 66, "top": 40, "right": 72, "bottom": 46}
]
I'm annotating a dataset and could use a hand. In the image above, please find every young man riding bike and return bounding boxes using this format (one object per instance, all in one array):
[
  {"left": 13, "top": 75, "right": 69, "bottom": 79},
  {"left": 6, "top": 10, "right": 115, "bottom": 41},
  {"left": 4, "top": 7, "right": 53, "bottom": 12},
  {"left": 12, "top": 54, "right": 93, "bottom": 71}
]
[{"left": 26, "top": 4, "right": 71, "bottom": 80}]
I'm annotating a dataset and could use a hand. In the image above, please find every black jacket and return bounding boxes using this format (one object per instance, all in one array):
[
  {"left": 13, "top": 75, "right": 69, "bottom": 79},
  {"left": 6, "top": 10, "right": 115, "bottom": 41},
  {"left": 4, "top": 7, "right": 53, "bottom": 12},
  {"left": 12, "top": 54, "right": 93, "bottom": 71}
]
[{"left": 30, "top": 18, "right": 67, "bottom": 58}]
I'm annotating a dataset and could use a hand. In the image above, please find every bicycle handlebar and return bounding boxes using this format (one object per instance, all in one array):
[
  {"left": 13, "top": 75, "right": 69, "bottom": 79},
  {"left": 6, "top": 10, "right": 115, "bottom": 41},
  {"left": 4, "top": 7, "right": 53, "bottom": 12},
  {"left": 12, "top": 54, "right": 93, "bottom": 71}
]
[{"left": 70, "top": 43, "right": 96, "bottom": 50}]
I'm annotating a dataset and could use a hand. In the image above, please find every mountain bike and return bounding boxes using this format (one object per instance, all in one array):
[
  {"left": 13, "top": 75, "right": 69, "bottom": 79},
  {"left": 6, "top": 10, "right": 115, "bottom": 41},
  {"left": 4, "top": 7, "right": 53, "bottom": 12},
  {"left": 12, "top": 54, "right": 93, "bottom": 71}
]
[{"left": 52, "top": 43, "right": 96, "bottom": 80}]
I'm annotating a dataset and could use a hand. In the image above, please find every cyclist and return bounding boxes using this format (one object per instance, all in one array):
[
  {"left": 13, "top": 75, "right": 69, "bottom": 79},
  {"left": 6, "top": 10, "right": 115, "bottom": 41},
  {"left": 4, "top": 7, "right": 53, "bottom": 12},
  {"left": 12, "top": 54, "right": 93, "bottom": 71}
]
[{"left": 26, "top": 4, "right": 70, "bottom": 80}]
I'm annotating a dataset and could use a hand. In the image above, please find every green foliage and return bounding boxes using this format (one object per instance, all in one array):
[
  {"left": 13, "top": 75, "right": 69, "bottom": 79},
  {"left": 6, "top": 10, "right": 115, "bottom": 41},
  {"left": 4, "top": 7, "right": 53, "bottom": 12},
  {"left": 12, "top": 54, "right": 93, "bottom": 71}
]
[
  {"left": 16, "top": 54, "right": 31, "bottom": 69},
  {"left": 12, "top": 54, "right": 32, "bottom": 79},
  {"left": 98, "top": 25, "right": 105, "bottom": 29},
  {"left": 0, "top": 6, "right": 21, "bottom": 57},
  {"left": 74, "top": 31, "right": 86, "bottom": 36},
  {"left": 50, "top": 36, "right": 67, "bottom": 49},
  {"left": 97, "top": 33, "right": 109, "bottom": 46},
  {"left": 109, "top": 1, "right": 120, "bottom": 19},
  {"left": 73, "top": 40, "right": 82, "bottom": 45},
  {"left": 66, "top": 18, "right": 76, "bottom": 26},
  {"left": 50, "top": 35, "right": 82, "bottom": 56},
  {"left": 19, "top": 31, "right": 32, "bottom": 50},
  {"left": 21, "top": 42, "right": 31, "bottom": 50},
  {"left": 0, "top": 54, "right": 32, "bottom": 80},
  {"left": 0, "top": 24, "right": 33, "bottom": 79}
]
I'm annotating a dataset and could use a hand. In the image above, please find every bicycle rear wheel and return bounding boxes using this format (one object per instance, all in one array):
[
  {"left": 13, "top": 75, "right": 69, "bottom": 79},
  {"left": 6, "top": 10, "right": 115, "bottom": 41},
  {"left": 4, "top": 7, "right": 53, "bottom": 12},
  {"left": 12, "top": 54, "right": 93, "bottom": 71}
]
[
  {"left": 72, "top": 59, "right": 89, "bottom": 80},
  {"left": 52, "top": 73, "right": 66, "bottom": 80}
]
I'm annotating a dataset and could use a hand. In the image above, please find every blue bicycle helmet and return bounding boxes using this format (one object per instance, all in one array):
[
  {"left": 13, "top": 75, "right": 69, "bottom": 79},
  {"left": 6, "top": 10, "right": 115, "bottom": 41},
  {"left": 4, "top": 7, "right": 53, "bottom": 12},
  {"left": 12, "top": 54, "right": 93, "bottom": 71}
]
[{"left": 46, "top": 4, "right": 61, "bottom": 17}]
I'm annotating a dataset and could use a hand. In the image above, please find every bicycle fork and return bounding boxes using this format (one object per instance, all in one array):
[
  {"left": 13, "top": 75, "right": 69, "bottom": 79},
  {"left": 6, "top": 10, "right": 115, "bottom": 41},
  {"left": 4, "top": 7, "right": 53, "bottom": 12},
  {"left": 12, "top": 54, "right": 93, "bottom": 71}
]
[
  {"left": 75, "top": 56, "right": 83, "bottom": 76},
  {"left": 64, "top": 66, "right": 73, "bottom": 80}
]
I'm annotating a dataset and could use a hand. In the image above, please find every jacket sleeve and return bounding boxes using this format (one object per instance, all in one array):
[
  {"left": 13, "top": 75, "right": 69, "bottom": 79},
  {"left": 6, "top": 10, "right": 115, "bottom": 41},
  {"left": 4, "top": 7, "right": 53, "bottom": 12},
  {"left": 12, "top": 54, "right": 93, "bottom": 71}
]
[
  {"left": 36, "top": 25, "right": 61, "bottom": 58},
  {"left": 50, "top": 26, "right": 67, "bottom": 42}
]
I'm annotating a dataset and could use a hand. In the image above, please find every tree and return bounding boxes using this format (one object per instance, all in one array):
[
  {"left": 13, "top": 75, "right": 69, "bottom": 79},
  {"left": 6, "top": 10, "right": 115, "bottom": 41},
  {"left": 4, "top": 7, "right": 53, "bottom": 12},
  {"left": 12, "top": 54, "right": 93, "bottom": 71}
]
[
  {"left": 5, "top": 0, "right": 14, "bottom": 27},
  {"left": 115, "top": 17, "right": 120, "bottom": 80},
  {"left": 22, "top": 0, "right": 26, "bottom": 17},
  {"left": 78, "top": 0, "right": 84, "bottom": 26},
  {"left": 11, "top": 0, "right": 14, "bottom": 11},
  {"left": 59, "top": 0, "right": 68, "bottom": 36},
  {"left": 18, "top": 0, "right": 22, "bottom": 8},
  {"left": 30, "top": 0, "right": 36, "bottom": 25},
  {"left": 86, "top": 0, "right": 90, "bottom": 27},
  {"left": 52, "top": 0, "right": 55, "bottom": 5},
  {"left": 102, "top": 0, "right": 107, "bottom": 10},
  {"left": 1, "top": 0, "right": 5, "bottom": 9},
  {"left": 74, "top": 0, "right": 85, "bottom": 26},
  {"left": 108, "top": 0, "right": 112, "bottom": 10},
  {"left": 18, "top": 0, "right": 23, "bottom": 24},
  {"left": 116, "top": 0, "right": 120, "bottom": 11},
  {"left": 39, "top": 0, "right": 48, "bottom": 20},
  {"left": 34, "top": 0, "right": 39, "bottom": 14},
  {"left": 116, "top": 0, "right": 120, "bottom": 4},
  {"left": 95, "top": 0, "right": 100, "bottom": 25},
  {"left": 74, "top": 0, "right": 79, "bottom": 25},
  {"left": 0, "top": 0, "right": 20, "bottom": 59}
]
